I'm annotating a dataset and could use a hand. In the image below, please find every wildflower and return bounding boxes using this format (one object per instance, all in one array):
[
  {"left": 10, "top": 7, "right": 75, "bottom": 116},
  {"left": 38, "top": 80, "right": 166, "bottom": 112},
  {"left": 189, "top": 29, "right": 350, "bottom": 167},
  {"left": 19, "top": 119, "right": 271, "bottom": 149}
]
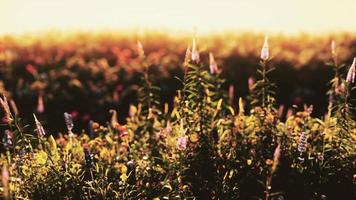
[
  {"left": 266, "top": 114, "right": 274, "bottom": 124},
  {"left": 177, "top": 136, "right": 188, "bottom": 151},
  {"left": 16, "top": 150, "right": 26, "bottom": 171},
  {"left": 247, "top": 159, "right": 252, "bottom": 165},
  {"left": 179, "top": 119, "right": 187, "bottom": 135},
  {"left": 156, "top": 129, "right": 166, "bottom": 140},
  {"left": 137, "top": 41, "right": 145, "bottom": 58},
  {"left": 328, "top": 92, "right": 334, "bottom": 106},
  {"left": 109, "top": 109, "right": 119, "bottom": 128},
  {"left": 189, "top": 133, "right": 199, "bottom": 143},
  {"left": 0, "top": 95, "right": 12, "bottom": 123},
  {"left": 64, "top": 112, "right": 74, "bottom": 137},
  {"left": 238, "top": 97, "right": 245, "bottom": 115},
  {"left": 248, "top": 77, "right": 255, "bottom": 92},
  {"left": 165, "top": 121, "right": 173, "bottom": 134},
  {"left": 277, "top": 104, "right": 285, "bottom": 119},
  {"left": 91, "top": 121, "right": 100, "bottom": 129},
  {"left": 265, "top": 159, "right": 273, "bottom": 165},
  {"left": 37, "top": 93, "right": 44, "bottom": 113},
  {"left": 286, "top": 108, "right": 293, "bottom": 119},
  {"left": 298, "top": 131, "right": 307, "bottom": 162},
  {"left": 334, "top": 82, "right": 346, "bottom": 95},
  {"left": 2, "top": 129, "right": 13, "bottom": 148},
  {"left": 272, "top": 143, "right": 281, "bottom": 173},
  {"left": 209, "top": 53, "right": 218, "bottom": 74},
  {"left": 304, "top": 105, "right": 314, "bottom": 116},
  {"left": 260, "top": 35, "right": 269, "bottom": 61},
  {"left": 117, "top": 124, "right": 128, "bottom": 138},
  {"left": 331, "top": 40, "right": 336, "bottom": 56},
  {"left": 346, "top": 57, "right": 356, "bottom": 84},
  {"left": 317, "top": 153, "right": 324, "bottom": 161},
  {"left": 9, "top": 99, "right": 18, "bottom": 116},
  {"left": 129, "top": 104, "right": 137, "bottom": 117},
  {"left": 147, "top": 108, "right": 154, "bottom": 119},
  {"left": 33, "top": 114, "right": 46, "bottom": 137},
  {"left": 112, "top": 90, "right": 119, "bottom": 102},
  {"left": 184, "top": 46, "right": 191, "bottom": 66},
  {"left": 1, "top": 164, "right": 9, "bottom": 199},
  {"left": 127, "top": 160, "right": 135, "bottom": 170},
  {"left": 298, "top": 132, "right": 307, "bottom": 152},
  {"left": 25, "top": 64, "right": 38, "bottom": 76},
  {"left": 191, "top": 38, "right": 200, "bottom": 63},
  {"left": 229, "top": 85, "right": 234, "bottom": 104},
  {"left": 88, "top": 120, "right": 95, "bottom": 139}
]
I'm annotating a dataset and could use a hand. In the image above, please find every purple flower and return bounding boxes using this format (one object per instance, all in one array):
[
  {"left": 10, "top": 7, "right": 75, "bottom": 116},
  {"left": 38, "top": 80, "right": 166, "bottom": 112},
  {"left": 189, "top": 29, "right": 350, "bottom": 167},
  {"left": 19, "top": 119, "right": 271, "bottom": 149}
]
[
  {"left": 0, "top": 95, "right": 12, "bottom": 123},
  {"left": 298, "top": 131, "right": 307, "bottom": 153},
  {"left": 37, "top": 94, "right": 44, "bottom": 113},
  {"left": 177, "top": 136, "right": 187, "bottom": 151},
  {"left": 191, "top": 38, "right": 200, "bottom": 63},
  {"left": 209, "top": 53, "right": 218, "bottom": 74},
  {"left": 260, "top": 36, "right": 269, "bottom": 61},
  {"left": 272, "top": 143, "right": 281, "bottom": 172},
  {"left": 88, "top": 120, "right": 95, "bottom": 139},
  {"left": 33, "top": 114, "right": 46, "bottom": 137},
  {"left": 184, "top": 46, "right": 191, "bottom": 65},
  {"left": 2, "top": 130, "right": 13, "bottom": 148},
  {"left": 64, "top": 112, "right": 74, "bottom": 136},
  {"left": 165, "top": 121, "right": 173, "bottom": 134},
  {"left": 331, "top": 40, "right": 336, "bottom": 56},
  {"left": 229, "top": 85, "right": 234, "bottom": 104},
  {"left": 346, "top": 57, "right": 356, "bottom": 84},
  {"left": 137, "top": 41, "right": 145, "bottom": 58},
  {"left": 248, "top": 77, "right": 255, "bottom": 92}
]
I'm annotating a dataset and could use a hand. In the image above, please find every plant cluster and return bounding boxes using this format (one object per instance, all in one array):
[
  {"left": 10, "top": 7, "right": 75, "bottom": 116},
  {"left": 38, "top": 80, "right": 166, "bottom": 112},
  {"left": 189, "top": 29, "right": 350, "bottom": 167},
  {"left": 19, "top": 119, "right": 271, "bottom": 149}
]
[{"left": 0, "top": 37, "right": 355, "bottom": 200}]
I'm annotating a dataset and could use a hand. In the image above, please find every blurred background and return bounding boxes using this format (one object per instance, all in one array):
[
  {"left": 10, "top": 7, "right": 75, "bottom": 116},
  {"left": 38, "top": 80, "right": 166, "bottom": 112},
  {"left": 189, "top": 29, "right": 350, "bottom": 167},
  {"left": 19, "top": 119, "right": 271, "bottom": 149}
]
[{"left": 0, "top": 0, "right": 355, "bottom": 133}]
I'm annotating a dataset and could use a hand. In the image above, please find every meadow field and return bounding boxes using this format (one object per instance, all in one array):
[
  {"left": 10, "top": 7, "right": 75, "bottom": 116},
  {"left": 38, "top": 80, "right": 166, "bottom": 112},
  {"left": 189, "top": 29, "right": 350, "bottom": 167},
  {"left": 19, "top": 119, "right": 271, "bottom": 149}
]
[{"left": 0, "top": 32, "right": 355, "bottom": 199}]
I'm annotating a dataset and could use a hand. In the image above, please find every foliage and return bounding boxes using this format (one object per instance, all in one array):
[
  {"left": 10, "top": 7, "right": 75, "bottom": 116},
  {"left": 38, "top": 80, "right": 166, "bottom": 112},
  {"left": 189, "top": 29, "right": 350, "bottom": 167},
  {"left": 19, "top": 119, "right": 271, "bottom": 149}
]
[{"left": 0, "top": 37, "right": 355, "bottom": 200}]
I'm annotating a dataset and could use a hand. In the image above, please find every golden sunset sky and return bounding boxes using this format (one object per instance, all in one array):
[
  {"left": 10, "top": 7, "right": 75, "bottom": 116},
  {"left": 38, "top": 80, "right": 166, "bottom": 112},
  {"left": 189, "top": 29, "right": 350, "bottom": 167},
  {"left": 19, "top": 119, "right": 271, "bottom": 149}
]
[{"left": 0, "top": 0, "right": 355, "bottom": 35}]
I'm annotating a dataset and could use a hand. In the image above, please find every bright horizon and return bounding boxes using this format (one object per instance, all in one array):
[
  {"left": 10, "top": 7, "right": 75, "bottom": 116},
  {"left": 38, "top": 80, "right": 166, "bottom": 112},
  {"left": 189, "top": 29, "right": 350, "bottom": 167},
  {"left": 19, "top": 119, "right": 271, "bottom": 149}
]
[{"left": 1, "top": 0, "right": 356, "bottom": 35}]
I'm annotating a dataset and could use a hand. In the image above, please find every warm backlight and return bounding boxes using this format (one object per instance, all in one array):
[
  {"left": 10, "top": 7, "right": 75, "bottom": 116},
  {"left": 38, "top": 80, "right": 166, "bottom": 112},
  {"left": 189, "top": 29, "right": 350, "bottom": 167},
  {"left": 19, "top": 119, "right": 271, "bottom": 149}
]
[{"left": 1, "top": 0, "right": 355, "bottom": 34}]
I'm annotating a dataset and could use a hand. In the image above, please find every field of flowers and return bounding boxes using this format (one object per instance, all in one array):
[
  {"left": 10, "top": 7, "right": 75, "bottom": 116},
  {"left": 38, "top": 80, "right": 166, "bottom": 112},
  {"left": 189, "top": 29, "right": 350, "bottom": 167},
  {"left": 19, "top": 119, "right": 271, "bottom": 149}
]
[
  {"left": 0, "top": 32, "right": 356, "bottom": 131},
  {"left": 0, "top": 32, "right": 355, "bottom": 199}
]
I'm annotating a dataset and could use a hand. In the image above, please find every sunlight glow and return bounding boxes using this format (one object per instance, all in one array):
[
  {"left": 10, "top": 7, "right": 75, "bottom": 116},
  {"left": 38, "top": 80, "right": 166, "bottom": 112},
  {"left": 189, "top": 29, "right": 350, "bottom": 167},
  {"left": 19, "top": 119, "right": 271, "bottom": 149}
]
[{"left": 1, "top": 0, "right": 355, "bottom": 35}]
